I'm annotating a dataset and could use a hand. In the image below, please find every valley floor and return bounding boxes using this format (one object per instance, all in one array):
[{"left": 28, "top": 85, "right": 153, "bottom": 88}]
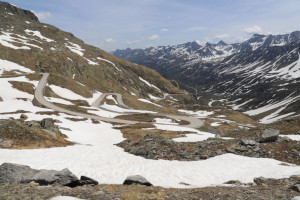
[{"left": 0, "top": 72, "right": 299, "bottom": 199}]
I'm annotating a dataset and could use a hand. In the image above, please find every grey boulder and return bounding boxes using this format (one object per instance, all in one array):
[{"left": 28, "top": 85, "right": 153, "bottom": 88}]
[
  {"left": 123, "top": 175, "right": 152, "bottom": 186},
  {"left": 41, "top": 118, "right": 55, "bottom": 129},
  {"left": 0, "top": 163, "right": 78, "bottom": 186},
  {"left": 260, "top": 129, "right": 280, "bottom": 143},
  {"left": 240, "top": 138, "right": 257, "bottom": 146},
  {"left": 67, "top": 176, "right": 99, "bottom": 187}
]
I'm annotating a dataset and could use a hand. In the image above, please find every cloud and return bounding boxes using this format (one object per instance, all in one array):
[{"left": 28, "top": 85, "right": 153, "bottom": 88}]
[
  {"left": 34, "top": 11, "right": 52, "bottom": 20},
  {"left": 126, "top": 40, "right": 140, "bottom": 45},
  {"left": 244, "top": 26, "right": 262, "bottom": 34},
  {"left": 215, "top": 34, "right": 230, "bottom": 39},
  {"left": 188, "top": 26, "right": 206, "bottom": 31},
  {"left": 161, "top": 28, "right": 168, "bottom": 32},
  {"left": 105, "top": 38, "right": 116, "bottom": 43},
  {"left": 148, "top": 34, "right": 160, "bottom": 40}
]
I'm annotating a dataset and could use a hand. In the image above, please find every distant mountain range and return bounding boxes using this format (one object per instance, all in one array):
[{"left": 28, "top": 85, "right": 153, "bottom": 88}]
[{"left": 113, "top": 32, "right": 300, "bottom": 121}]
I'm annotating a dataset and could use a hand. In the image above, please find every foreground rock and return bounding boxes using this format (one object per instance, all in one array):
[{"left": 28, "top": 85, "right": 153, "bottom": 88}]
[
  {"left": 0, "top": 119, "right": 72, "bottom": 149},
  {"left": 123, "top": 175, "right": 152, "bottom": 186},
  {"left": 67, "top": 176, "right": 99, "bottom": 187},
  {"left": 0, "top": 163, "right": 78, "bottom": 186},
  {"left": 1, "top": 176, "right": 300, "bottom": 199},
  {"left": 41, "top": 118, "right": 55, "bottom": 129},
  {"left": 260, "top": 129, "right": 280, "bottom": 143}
]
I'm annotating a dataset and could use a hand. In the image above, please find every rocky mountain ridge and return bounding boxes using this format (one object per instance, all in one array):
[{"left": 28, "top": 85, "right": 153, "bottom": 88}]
[{"left": 113, "top": 32, "right": 300, "bottom": 123}]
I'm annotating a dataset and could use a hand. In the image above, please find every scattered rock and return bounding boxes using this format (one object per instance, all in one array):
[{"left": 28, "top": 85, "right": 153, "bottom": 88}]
[
  {"left": 123, "top": 175, "right": 152, "bottom": 186},
  {"left": 0, "top": 140, "right": 13, "bottom": 148},
  {"left": 290, "top": 184, "right": 300, "bottom": 192},
  {"left": 0, "top": 138, "right": 2, "bottom": 143},
  {"left": 240, "top": 138, "right": 257, "bottom": 146},
  {"left": 226, "top": 147, "right": 236, "bottom": 153},
  {"left": 41, "top": 118, "right": 55, "bottom": 129},
  {"left": 235, "top": 146, "right": 248, "bottom": 152},
  {"left": 290, "top": 175, "right": 300, "bottom": 182},
  {"left": 0, "top": 96, "right": 3, "bottom": 101},
  {"left": 260, "top": 129, "right": 280, "bottom": 143},
  {"left": 67, "top": 176, "right": 99, "bottom": 187},
  {"left": 20, "top": 114, "right": 28, "bottom": 119},
  {"left": 28, "top": 181, "right": 39, "bottom": 187},
  {"left": 27, "top": 121, "right": 42, "bottom": 129},
  {"left": 43, "top": 129, "right": 57, "bottom": 137},
  {"left": 179, "top": 182, "right": 190, "bottom": 186},
  {"left": 254, "top": 177, "right": 268, "bottom": 186},
  {"left": 224, "top": 180, "right": 242, "bottom": 186},
  {"left": 0, "top": 163, "right": 78, "bottom": 186},
  {"left": 160, "top": 138, "right": 174, "bottom": 145},
  {"left": 129, "top": 147, "right": 148, "bottom": 156}
]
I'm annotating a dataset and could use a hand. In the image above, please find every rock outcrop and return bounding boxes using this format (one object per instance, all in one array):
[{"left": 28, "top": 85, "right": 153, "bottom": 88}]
[
  {"left": 123, "top": 175, "right": 152, "bottom": 186},
  {"left": 260, "top": 129, "right": 280, "bottom": 143},
  {"left": 0, "top": 163, "right": 78, "bottom": 186}
]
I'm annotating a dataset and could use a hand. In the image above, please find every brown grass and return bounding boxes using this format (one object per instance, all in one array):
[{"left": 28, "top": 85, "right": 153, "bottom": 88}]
[
  {"left": 115, "top": 123, "right": 192, "bottom": 141},
  {"left": 65, "top": 117, "right": 88, "bottom": 122},
  {"left": 48, "top": 74, "right": 92, "bottom": 98},
  {"left": 0, "top": 119, "right": 73, "bottom": 149},
  {"left": 35, "top": 111, "right": 60, "bottom": 116},
  {"left": 9, "top": 81, "right": 35, "bottom": 94}
]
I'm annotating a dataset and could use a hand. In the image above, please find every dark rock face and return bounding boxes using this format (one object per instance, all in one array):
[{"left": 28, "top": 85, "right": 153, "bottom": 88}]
[
  {"left": 290, "top": 184, "right": 300, "bottom": 192},
  {"left": 67, "top": 176, "right": 99, "bottom": 187},
  {"left": 0, "top": 2, "right": 38, "bottom": 21},
  {"left": 0, "top": 163, "right": 78, "bottom": 186},
  {"left": 123, "top": 175, "right": 152, "bottom": 186},
  {"left": 260, "top": 129, "right": 280, "bottom": 143},
  {"left": 41, "top": 118, "right": 55, "bottom": 129}
]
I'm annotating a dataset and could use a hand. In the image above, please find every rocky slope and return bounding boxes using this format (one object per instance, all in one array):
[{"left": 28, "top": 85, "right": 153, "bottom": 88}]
[
  {"left": 0, "top": 1, "right": 185, "bottom": 113},
  {"left": 113, "top": 32, "right": 300, "bottom": 123}
]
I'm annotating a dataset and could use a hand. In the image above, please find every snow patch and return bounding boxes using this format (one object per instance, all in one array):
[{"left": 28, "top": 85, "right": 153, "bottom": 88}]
[
  {"left": 139, "top": 77, "right": 161, "bottom": 91},
  {"left": 25, "top": 29, "right": 54, "bottom": 42},
  {"left": 138, "top": 98, "right": 163, "bottom": 107},
  {"left": 0, "top": 59, "right": 34, "bottom": 75},
  {"left": 65, "top": 42, "right": 85, "bottom": 56},
  {"left": 279, "top": 135, "right": 300, "bottom": 141},
  {"left": 179, "top": 109, "right": 214, "bottom": 118}
]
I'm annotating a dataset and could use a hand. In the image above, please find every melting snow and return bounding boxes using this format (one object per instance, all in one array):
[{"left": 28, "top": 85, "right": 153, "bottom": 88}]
[
  {"left": 97, "top": 57, "right": 121, "bottom": 71},
  {"left": 65, "top": 42, "right": 85, "bottom": 56},
  {"left": 0, "top": 31, "right": 31, "bottom": 50},
  {"left": 50, "top": 196, "right": 84, "bottom": 200},
  {"left": 0, "top": 59, "right": 34, "bottom": 75},
  {"left": 138, "top": 98, "right": 163, "bottom": 107},
  {"left": 139, "top": 77, "right": 161, "bottom": 91},
  {"left": 0, "top": 76, "right": 300, "bottom": 188},
  {"left": 100, "top": 102, "right": 155, "bottom": 114},
  {"left": 25, "top": 29, "right": 54, "bottom": 42},
  {"left": 279, "top": 135, "right": 300, "bottom": 141},
  {"left": 179, "top": 109, "right": 214, "bottom": 118},
  {"left": 154, "top": 118, "right": 178, "bottom": 125}
]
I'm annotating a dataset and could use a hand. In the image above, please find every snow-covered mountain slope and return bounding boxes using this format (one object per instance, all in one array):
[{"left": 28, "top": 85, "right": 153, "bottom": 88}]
[
  {"left": 114, "top": 31, "right": 300, "bottom": 63},
  {"left": 113, "top": 33, "right": 300, "bottom": 122},
  {"left": 0, "top": 1, "right": 187, "bottom": 113}
]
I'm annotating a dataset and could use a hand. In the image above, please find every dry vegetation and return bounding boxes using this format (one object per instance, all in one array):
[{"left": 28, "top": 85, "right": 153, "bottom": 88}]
[
  {"left": 0, "top": 119, "right": 72, "bottom": 149},
  {"left": 115, "top": 123, "right": 193, "bottom": 141}
]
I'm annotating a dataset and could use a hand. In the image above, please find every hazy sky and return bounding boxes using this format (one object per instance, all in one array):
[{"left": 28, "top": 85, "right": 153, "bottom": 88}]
[{"left": 5, "top": 0, "right": 300, "bottom": 52}]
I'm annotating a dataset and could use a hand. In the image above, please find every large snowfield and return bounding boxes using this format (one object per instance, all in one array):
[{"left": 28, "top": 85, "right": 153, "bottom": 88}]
[{"left": 0, "top": 63, "right": 299, "bottom": 188}]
